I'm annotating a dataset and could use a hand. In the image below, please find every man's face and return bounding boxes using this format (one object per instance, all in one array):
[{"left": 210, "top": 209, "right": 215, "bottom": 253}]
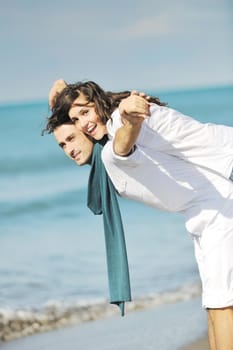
[{"left": 54, "top": 123, "right": 94, "bottom": 166}]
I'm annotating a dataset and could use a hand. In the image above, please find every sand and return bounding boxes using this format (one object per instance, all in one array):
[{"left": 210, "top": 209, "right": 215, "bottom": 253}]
[
  {"left": 181, "top": 336, "right": 209, "bottom": 350},
  {"left": 0, "top": 298, "right": 208, "bottom": 350}
]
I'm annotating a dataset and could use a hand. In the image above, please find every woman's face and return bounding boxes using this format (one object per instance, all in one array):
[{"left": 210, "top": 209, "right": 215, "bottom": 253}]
[{"left": 68, "top": 92, "right": 107, "bottom": 140}]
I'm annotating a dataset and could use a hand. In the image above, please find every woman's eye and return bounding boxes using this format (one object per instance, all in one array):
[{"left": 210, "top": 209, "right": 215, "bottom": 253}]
[
  {"left": 82, "top": 109, "right": 89, "bottom": 115},
  {"left": 72, "top": 117, "right": 79, "bottom": 122}
]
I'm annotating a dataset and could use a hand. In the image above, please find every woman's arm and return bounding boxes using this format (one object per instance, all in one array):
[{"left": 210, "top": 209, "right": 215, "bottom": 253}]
[
  {"left": 48, "top": 79, "right": 67, "bottom": 109},
  {"left": 113, "top": 93, "right": 150, "bottom": 156}
]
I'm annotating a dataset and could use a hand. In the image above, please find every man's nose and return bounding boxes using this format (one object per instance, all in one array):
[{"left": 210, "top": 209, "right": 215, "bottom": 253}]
[{"left": 67, "top": 145, "right": 75, "bottom": 158}]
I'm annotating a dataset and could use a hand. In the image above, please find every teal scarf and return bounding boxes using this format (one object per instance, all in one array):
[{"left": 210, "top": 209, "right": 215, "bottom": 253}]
[{"left": 87, "top": 137, "right": 131, "bottom": 316}]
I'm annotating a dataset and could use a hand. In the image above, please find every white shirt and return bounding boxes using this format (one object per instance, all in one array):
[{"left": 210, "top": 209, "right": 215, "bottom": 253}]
[
  {"left": 102, "top": 139, "right": 233, "bottom": 237},
  {"left": 107, "top": 104, "right": 233, "bottom": 179}
]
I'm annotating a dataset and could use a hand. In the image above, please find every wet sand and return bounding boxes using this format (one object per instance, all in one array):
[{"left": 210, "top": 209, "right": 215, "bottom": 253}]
[{"left": 0, "top": 298, "right": 208, "bottom": 350}]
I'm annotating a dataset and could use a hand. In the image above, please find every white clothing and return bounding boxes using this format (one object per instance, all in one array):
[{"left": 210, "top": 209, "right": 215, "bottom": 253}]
[
  {"left": 101, "top": 141, "right": 233, "bottom": 308},
  {"left": 102, "top": 142, "right": 233, "bottom": 236},
  {"left": 108, "top": 105, "right": 233, "bottom": 179},
  {"left": 194, "top": 228, "right": 233, "bottom": 308}
]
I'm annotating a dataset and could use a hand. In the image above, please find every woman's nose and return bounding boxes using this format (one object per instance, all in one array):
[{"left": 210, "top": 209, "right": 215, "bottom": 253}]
[{"left": 79, "top": 116, "right": 89, "bottom": 129}]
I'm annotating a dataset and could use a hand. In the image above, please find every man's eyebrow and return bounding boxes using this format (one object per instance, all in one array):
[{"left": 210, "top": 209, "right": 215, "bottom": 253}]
[{"left": 66, "top": 133, "right": 75, "bottom": 141}]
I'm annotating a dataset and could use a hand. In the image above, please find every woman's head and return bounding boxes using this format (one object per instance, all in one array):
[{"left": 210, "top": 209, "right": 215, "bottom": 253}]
[{"left": 51, "top": 81, "right": 116, "bottom": 140}]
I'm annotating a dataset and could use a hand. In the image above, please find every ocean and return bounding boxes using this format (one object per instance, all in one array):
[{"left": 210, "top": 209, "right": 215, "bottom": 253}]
[{"left": 0, "top": 85, "right": 232, "bottom": 340}]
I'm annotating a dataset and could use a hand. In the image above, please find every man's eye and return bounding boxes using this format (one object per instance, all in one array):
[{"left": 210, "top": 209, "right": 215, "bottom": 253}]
[
  {"left": 82, "top": 109, "right": 89, "bottom": 115},
  {"left": 67, "top": 136, "right": 74, "bottom": 142}
]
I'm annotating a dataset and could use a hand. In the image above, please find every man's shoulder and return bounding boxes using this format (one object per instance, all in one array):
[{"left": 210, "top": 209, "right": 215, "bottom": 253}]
[
  {"left": 101, "top": 141, "right": 126, "bottom": 165},
  {"left": 102, "top": 140, "right": 147, "bottom": 169},
  {"left": 101, "top": 141, "right": 113, "bottom": 161},
  {"left": 107, "top": 109, "right": 122, "bottom": 137}
]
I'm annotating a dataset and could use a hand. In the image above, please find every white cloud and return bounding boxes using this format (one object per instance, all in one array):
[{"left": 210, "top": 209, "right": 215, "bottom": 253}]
[{"left": 115, "top": 14, "right": 173, "bottom": 40}]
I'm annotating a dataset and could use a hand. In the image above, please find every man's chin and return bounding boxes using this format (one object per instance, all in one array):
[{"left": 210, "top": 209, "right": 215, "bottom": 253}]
[
  {"left": 74, "top": 157, "right": 90, "bottom": 166},
  {"left": 75, "top": 160, "right": 82, "bottom": 166},
  {"left": 76, "top": 160, "right": 88, "bottom": 167}
]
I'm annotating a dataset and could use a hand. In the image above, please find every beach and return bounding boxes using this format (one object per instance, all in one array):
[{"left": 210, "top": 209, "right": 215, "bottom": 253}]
[
  {"left": 182, "top": 336, "right": 209, "bottom": 350},
  {"left": 0, "top": 298, "right": 208, "bottom": 350}
]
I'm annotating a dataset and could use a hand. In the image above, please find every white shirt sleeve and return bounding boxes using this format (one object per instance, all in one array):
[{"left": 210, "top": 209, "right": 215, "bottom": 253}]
[
  {"left": 138, "top": 104, "right": 209, "bottom": 151},
  {"left": 107, "top": 104, "right": 207, "bottom": 152},
  {"left": 107, "top": 105, "right": 233, "bottom": 179},
  {"left": 139, "top": 104, "right": 233, "bottom": 178}
]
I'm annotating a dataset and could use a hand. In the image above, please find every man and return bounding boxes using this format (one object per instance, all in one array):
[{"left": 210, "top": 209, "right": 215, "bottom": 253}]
[
  {"left": 102, "top": 115, "right": 233, "bottom": 350},
  {"left": 47, "top": 114, "right": 233, "bottom": 350}
]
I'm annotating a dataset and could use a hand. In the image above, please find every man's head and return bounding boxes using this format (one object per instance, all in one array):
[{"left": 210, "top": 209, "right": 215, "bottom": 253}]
[{"left": 53, "top": 122, "right": 94, "bottom": 166}]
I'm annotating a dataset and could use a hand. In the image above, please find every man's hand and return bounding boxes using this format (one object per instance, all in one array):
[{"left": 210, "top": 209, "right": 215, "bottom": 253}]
[{"left": 48, "top": 79, "right": 67, "bottom": 109}]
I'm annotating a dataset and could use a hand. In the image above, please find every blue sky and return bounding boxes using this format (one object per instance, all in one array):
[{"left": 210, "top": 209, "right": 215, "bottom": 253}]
[{"left": 0, "top": 0, "right": 232, "bottom": 103}]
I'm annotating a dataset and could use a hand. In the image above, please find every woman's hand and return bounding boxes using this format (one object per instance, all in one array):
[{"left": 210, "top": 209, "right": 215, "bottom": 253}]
[
  {"left": 119, "top": 91, "right": 151, "bottom": 123},
  {"left": 48, "top": 79, "right": 67, "bottom": 109}
]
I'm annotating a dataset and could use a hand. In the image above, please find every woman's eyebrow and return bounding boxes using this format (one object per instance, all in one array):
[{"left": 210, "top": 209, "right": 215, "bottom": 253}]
[{"left": 72, "top": 102, "right": 94, "bottom": 108}]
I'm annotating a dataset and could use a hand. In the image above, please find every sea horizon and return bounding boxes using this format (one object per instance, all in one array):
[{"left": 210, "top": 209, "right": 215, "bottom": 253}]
[{"left": 0, "top": 82, "right": 232, "bottom": 108}]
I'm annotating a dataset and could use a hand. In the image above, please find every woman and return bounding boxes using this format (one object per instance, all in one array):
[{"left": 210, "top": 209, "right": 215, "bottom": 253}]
[{"left": 47, "top": 79, "right": 233, "bottom": 181}]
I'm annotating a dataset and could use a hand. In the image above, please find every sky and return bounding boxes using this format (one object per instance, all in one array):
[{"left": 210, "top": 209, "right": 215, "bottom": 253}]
[{"left": 0, "top": 0, "right": 232, "bottom": 103}]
